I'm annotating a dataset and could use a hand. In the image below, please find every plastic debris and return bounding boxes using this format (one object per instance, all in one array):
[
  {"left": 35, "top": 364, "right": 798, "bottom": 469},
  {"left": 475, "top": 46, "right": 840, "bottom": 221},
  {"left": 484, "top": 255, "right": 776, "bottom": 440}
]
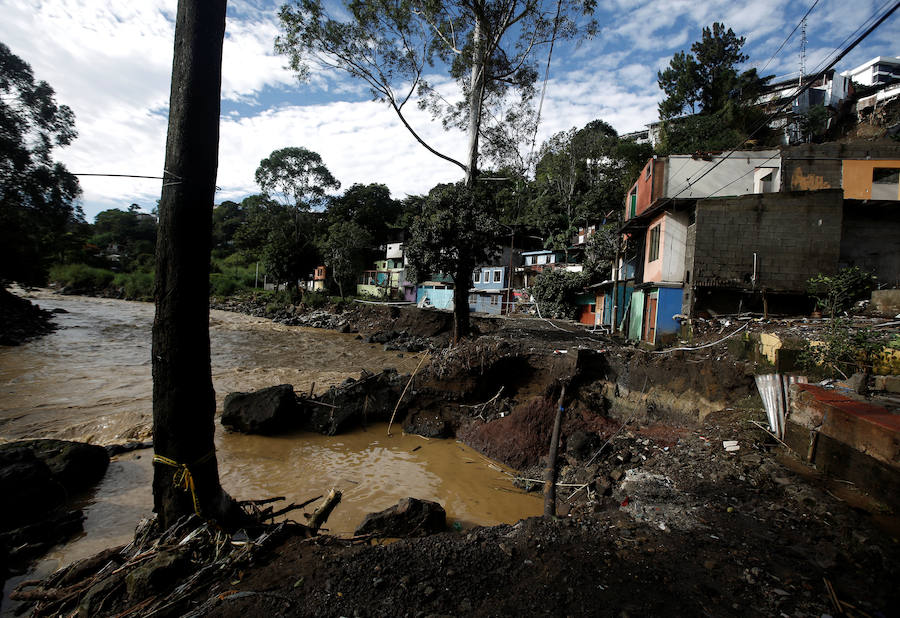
[{"left": 723, "top": 440, "right": 740, "bottom": 452}]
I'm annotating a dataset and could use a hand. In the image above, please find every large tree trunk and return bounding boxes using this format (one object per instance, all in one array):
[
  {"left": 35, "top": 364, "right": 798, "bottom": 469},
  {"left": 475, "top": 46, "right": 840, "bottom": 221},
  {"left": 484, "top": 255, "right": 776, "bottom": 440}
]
[
  {"left": 464, "top": 19, "right": 486, "bottom": 188},
  {"left": 152, "top": 0, "right": 236, "bottom": 529},
  {"left": 452, "top": 264, "right": 473, "bottom": 342}
]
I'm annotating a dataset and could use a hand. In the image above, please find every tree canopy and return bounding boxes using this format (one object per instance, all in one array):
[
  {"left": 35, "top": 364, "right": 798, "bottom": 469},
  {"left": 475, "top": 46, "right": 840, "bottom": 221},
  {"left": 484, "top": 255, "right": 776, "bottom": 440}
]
[
  {"left": 405, "top": 182, "right": 501, "bottom": 339},
  {"left": 276, "top": 0, "right": 596, "bottom": 186},
  {"left": 656, "top": 23, "right": 769, "bottom": 154},
  {"left": 0, "top": 41, "right": 82, "bottom": 284},
  {"left": 255, "top": 146, "right": 340, "bottom": 209}
]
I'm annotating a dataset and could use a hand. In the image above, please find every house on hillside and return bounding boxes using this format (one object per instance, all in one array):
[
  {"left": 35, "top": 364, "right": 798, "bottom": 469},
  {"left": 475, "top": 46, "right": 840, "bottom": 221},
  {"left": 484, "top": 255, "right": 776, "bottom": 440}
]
[
  {"left": 615, "top": 142, "right": 900, "bottom": 346},
  {"left": 355, "top": 235, "right": 416, "bottom": 301}
]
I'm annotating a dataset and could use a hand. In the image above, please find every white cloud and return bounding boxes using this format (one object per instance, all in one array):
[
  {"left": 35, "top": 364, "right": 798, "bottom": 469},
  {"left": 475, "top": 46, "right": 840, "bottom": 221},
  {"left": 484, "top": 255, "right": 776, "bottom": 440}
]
[{"left": 3, "top": 0, "right": 898, "bottom": 221}]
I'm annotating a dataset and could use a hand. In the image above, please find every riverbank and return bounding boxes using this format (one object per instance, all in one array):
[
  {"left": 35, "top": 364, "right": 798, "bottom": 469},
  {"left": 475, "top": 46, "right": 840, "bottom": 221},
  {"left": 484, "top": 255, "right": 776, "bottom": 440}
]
[
  {"left": 6, "top": 292, "right": 900, "bottom": 616},
  {"left": 0, "top": 287, "right": 57, "bottom": 346}
]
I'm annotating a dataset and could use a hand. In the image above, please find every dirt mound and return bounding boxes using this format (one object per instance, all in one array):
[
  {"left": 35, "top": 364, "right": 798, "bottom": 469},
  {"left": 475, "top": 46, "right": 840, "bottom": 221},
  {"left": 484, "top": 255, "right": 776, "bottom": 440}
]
[{"left": 459, "top": 398, "right": 557, "bottom": 469}]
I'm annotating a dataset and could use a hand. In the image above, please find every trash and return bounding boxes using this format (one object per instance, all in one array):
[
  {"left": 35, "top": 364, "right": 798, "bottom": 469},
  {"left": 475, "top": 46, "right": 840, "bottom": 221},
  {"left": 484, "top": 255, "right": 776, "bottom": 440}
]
[
  {"left": 552, "top": 349, "right": 568, "bottom": 354},
  {"left": 723, "top": 440, "right": 740, "bottom": 452}
]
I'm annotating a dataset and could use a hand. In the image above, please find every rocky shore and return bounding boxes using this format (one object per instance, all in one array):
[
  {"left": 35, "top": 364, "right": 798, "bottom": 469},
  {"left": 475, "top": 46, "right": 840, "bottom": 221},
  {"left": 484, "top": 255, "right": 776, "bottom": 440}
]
[
  {"left": 6, "top": 297, "right": 900, "bottom": 616},
  {"left": 0, "top": 287, "right": 57, "bottom": 346}
]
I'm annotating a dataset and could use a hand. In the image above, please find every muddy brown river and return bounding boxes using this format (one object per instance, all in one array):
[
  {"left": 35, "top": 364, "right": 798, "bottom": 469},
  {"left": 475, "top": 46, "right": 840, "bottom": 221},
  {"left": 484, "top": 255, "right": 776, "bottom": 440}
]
[{"left": 0, "top": 294, "right": 540, "bottom": 595}]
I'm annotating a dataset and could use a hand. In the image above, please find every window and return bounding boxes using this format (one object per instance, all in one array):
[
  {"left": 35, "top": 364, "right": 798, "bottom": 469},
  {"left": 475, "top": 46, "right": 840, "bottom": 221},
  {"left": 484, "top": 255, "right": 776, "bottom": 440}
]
[
  {"left": 648, "top": 225, "right": 660, "bottom": 262},
  {"left": 473, "top": 270, "right": 481, "bottom": 283},
  {"left": 490, "top": 295, "right": 499, "bottom": 305},
  {"left": 629, "top": 192, "right": 637, "bottom": 218},
  {"left": 493, "top": 269, "right": 502, "bottom": 283},
  {"left": 872, "top": 167, "right": 899, "bottom": 200},
  {"left": 645, "top": 164, "right": 651, "bottom": 179}
]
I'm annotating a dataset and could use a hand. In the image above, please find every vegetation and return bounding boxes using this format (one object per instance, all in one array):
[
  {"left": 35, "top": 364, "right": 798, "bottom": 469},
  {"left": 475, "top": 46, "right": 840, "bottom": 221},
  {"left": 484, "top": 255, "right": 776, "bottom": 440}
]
[
  {"left": 405, "top": 183, "right": 502, "bottom": 340},
  {"left": 0, "top": 42, "right": 83, "bottom": 286},
  {"left": 799, "top": 318, "right": 889, "bottom": 380},
  {"left": 807, "top": 266, "right": 877, "bottom": 318},
  {"left": 656, "top": 22, "right": 769, "bottom": 153},
  {"left": 277, "top": 0, "right": 596, "bottom": 186},
  {"left": 531, "top": 269, "right": 589, "bottom": 320}
]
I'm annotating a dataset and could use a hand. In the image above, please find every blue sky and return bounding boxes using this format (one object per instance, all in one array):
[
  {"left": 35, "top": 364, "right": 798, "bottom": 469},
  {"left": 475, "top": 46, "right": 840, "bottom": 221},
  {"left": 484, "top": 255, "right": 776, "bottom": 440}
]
[{"left": 1, "top": 0, "right": 897, "bottom": 221}]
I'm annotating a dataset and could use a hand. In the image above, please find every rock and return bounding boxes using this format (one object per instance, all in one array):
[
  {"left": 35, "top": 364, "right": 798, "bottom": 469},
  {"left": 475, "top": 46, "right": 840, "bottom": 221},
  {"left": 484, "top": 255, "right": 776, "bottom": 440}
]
[
  {"left": 403, "top": 410, "right": 451, "bottom": 438},
  {"left": 0, "top": 440, "right": 109, "bottom": 531},
  {"left": 221, "top": 384, "right": 301, "bottom": 434},
  {"left": 355, "top": 497, "right": 447, "bottom": 537},
  {"left": 845, "top": 372, "right": 868, "bottom": 394}
]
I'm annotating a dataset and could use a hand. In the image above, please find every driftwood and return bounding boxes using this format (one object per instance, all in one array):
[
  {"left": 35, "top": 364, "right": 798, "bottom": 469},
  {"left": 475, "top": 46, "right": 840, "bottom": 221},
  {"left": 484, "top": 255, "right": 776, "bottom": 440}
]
[{"left": 307, "top": 488, "right": 342, "bottom": 532}]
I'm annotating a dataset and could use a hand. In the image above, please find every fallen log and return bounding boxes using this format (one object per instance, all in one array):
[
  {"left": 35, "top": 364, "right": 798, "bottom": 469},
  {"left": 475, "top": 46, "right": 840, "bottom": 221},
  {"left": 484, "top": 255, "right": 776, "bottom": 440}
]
[{"left": 307, "top": 488, "right": 342, "bottom": 533}]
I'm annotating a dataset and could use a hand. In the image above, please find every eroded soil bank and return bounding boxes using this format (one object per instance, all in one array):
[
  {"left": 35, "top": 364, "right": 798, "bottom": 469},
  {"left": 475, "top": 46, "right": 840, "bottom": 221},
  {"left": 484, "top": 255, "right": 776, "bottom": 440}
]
[{"left": 9, "top": 299, "right": 900, "bottom": 616}]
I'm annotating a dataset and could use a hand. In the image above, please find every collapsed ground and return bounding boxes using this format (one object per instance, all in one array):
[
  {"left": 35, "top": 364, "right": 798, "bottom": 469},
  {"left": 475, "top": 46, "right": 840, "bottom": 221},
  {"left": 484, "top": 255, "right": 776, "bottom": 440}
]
[{"left": 8, "top": 298, "right": 900, "bottom": 616}]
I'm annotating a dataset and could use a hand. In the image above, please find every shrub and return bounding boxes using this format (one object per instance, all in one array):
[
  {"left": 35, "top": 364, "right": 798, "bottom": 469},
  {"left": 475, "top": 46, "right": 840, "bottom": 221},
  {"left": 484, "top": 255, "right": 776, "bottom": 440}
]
[
  {"left": 798, "top": 317, "right": 889, "bottom": 379},
  {"left": 209, "top": 273, "right": 242, "bottom": 297},
  {"left": 113, "top": 271, "right": 154, "bottom": 300},
  {"left": 531, "top": 269, "right": 590, "bottom": 320},
  {"left": 807, "top": 266, "right": 877, "bottom": 317},
  {"left": 49, "top": 263, "right": 115, "bottom": 292}
]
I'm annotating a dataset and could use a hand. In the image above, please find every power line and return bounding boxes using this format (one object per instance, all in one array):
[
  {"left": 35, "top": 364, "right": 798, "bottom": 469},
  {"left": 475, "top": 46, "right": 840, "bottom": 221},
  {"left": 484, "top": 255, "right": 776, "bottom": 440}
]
[
  {"left": 758, "top": 0, "right": 820, "bottom": 75},
  {"left": 652, "top": 0, "right": 899, "bottom": 215}
]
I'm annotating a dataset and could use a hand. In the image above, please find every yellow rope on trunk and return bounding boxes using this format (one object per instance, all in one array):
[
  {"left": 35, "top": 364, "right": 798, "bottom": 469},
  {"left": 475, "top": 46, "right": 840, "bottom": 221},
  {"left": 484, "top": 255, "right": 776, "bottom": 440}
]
[{"left": 152, "top": 451, "right": 215, "bottom": 516}]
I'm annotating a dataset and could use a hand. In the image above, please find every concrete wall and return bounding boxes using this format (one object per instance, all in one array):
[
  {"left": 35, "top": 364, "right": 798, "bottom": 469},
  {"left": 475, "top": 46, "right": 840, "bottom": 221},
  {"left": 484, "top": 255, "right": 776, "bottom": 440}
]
[
  {"left": 691, "top": 190, "right": 843, "bottom": 292},
  {"left": 783, "top": 142, "right": 900, "bottom": 195},
  {"left": 656, "top": 287, "right": 684, "bottom": 344},
  {"left": 840, "top": 201, "right": 900, "bottom": 286},
  {"left": 642, "top": 211, "right": 688, "bottom": 284},
  {"left": 663, "top": 151, "right": 781, "bottom": 199},
  {"left": 843, "top": 160, "right": 900, "bottom": 200}
]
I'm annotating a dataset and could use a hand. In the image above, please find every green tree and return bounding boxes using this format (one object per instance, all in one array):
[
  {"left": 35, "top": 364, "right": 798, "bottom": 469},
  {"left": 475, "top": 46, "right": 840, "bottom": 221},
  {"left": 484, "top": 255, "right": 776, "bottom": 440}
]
[
  {"left": 322, "top": 221, "right": 373, "bottom": 298},
  {"left": 92, "top": 204, "right": 157, "bottom": 270},
  {"left": 527, "top": 119, "right": 649, "bottom": 256},
  {"left": 252, "top": 148, "right": 339, "bottom": 290},
  {"left": 405, "top": 182, "right": 501, "bottom": 340},
  {"left": 531, "top": 268, "right": 589, "bottom": 319},
  {"left": 656, "top": 23, "right": 769, "bottom": 153},
  {"left": 326, "top": 183, "right": 400, "bottom": 248},
  {"left": 255, "top": 146, "right": 340, "bottom": 209},
  {"left": 276, "top": 0, "right": 595, "bottom": 187},
  {"left": 0, "top": 42, "right": 82, "bottom": 285},
  {"left": 211, "top": 200, "right": 246, "bottom": 253}
]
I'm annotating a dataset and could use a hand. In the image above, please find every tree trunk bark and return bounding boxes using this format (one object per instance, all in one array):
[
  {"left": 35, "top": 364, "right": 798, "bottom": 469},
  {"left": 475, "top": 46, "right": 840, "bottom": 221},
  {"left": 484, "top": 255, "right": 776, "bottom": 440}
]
[
  {"left": 464, "top": 19, "right": 485, "bottom": 189},
  {"left": 152, "top": 0, "right": 236, "bottom": 530},
  {"left": 452, "top": 264, "right": 472, "bottom": 342}
]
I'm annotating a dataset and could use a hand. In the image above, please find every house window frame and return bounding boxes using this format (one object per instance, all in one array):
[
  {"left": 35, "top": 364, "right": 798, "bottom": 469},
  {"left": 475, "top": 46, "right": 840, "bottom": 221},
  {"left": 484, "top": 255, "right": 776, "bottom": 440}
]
[
  {"left": 648, "top": 225, "right": 661, "bottom": 262},
  {"left": 473, "top": 270, "right": 481, "bottom": 283},
  {"left": 493, "top": 269, "right": 502, "bottom": 283}
]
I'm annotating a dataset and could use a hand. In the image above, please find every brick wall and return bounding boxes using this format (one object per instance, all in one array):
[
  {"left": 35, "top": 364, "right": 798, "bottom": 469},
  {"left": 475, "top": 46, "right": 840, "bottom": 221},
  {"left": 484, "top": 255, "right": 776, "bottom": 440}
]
[
  {"left": 692, "top": 190, "right": 843, "bottom": 292},
  {"left": 783, "top": 141, "right": 900, "bottom": 192}
]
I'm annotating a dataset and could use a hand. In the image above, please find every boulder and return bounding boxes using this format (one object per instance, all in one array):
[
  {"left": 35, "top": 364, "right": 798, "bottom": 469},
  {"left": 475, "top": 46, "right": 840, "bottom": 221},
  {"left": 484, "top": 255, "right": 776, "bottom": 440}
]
[
  {"left": 0, "top": 439, "right": 109, "bottom": 530},
  {"left": 354, "top": 497, "right": 447, "bottom": 537},
  {"left": 221, "top": 384, "right": 301, "bottom": 434}
]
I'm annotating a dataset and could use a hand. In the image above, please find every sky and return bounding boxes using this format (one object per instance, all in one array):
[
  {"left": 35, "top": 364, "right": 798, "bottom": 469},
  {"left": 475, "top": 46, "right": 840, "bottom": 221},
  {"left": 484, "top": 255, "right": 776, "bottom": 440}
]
[{"left": 2, "top": 0, "right": 898, "bottom": 221}]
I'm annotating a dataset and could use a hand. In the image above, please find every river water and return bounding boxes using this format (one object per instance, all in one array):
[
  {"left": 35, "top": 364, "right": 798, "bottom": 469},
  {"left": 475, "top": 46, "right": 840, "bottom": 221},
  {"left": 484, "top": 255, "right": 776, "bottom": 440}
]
[{"left": 0, "top": 294, "right": 541, "bottom": 594}]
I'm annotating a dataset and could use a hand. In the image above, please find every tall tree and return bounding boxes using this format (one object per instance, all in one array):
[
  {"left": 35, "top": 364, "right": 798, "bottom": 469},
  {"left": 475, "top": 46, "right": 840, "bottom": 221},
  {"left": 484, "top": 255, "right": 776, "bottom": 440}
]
[
  {"left": 0, "top": 42, "right": 82, "bottom": 285},
  {"left": 656, "top": 23, "right": 769, "bottom": 153},
  {"left": 255, "top": 146, "right": 340, "bottom": 210},
  {"left": 250, "top": 147, "right": 339, "bottom": 290},
  {"left": 405, "top": 182, "right": 501, "bottom": 340},
  {"left": 276, "top": 0, "right": 595, "bottom": 187},
  {"left": 326, "top": 183, "right": 401, "bottom": 248},
  {"left": 152, "top": 0, "right": 240, "bottom": 529},
  {"left": 322, "top": 221, "right": 373, "bottom": 298}
]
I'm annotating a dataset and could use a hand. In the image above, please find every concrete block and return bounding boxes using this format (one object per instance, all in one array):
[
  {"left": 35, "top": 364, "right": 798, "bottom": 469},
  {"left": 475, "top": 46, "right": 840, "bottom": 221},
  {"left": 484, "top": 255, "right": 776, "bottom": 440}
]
[{"left": 871, "top": 289, "right": 900, "bottom": 315}]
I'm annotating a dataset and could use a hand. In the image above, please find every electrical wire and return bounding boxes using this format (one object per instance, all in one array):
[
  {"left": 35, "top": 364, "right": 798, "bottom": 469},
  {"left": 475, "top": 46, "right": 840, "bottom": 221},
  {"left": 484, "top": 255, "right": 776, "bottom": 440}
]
[{"left": 758, "top": 0, "right": 821, "bottom": 75}]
